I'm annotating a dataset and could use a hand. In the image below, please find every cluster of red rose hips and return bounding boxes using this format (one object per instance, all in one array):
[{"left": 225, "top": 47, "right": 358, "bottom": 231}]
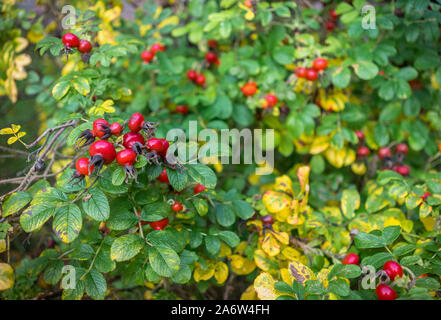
[
  {"left": 325, "top": 9, "right": 339, "bottom": 32},
  {"left": 187, "top": 69, "right": 206, "bottom": 86},
  {"left": 140, "top": 43, "right": 166, "bottom": 64},
  {"left": 62, "top": 33, "right": 93, "bottom": 62},
  {"left": 342, "top": 253, "right": 405, "bottom": 300},
  {"left": 205, "top": 39, "right": 221, "bottom": 67},
  {"left": 295, "top": 58, "right": 328, "bottom": 82},
  {"left": 72, "top": 113, "right": 165, "bottom": 184},
  {"left": 356, "top": 131, "right": 411, "bottom": 177},
  {"left": 239, "top": 81, "right": 278, "bottom": 109}
]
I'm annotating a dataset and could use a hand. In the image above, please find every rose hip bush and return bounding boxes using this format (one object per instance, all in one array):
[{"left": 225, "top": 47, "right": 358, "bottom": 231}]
[{"left": 0, "top": 0, "right": 441, "bottom": 300}]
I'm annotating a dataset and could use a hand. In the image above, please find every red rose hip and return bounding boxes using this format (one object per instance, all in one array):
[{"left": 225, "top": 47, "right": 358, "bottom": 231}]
[{"left": 342, "top": 253, "right": 359, "bottom": 265}]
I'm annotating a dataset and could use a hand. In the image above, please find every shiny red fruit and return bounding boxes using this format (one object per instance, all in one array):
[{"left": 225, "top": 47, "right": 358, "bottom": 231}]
[
  {"left": 355, "top": 130, "right": 365, "bottom": 141},
  {"left": 330, "top": 9, "right": 339, "bottom": 21},
  {"left": 421, "top": 191, "right": 431, "bottom": 200},
  {"left": 313, "top": 58, "right": 328, "bottom": 71},
  {"left": 62, "top": 33, "right": 80, "bottom": 48},
  {"left": 357, "top": 146, "right": 370, "bottom": 157},
  {"left": 395, "top": 143, "right": 408, "bottom": 154},
  {"left": 295, "top": 67, "right": 307, "bottom": 78},
  {"left": 261, "top": 215, "right": 274, "bottom": 226},
  {"left": 78, "top": 40, "right": 92, "bottom": 53},
  {"left": 110, "top": 122, "right": 123, "bottom": 136},
  {"left": 128, "top": 113, "right": 145, "bottom": 133},
  {"left": 193, "top": 183, "right": 206, "bottom": 194},
  {"left": 116, "top": 149, "right": 137, "bottom": 166},
  {"left": 159, "top": 139, "right": 169, "bottom": 158},
  {"left": 149, "top": 217, "right": 169, "bottom": 230},
  {"left": 396, "top": 165, "right": 410, "bottom": 177},
  {"left": 76, "top": 157, "right": 92, "bottom": 176},
  {"left": 378, "top": 147, "right": 392, "bottom": 159},
  {"left": 342, "top": 253, "right": 359, "bottom": 265},
  {"left": 92, "top": 118, "right": 109, "bottom": 138},
  {"left": 206, "top": 52, "right": 218, "bottom": 64},
  {"left": 151, "top": 43, "right": 165, "bottom": 54},
  {"left": 146, "top": 138, "right": 165, "bottom": 152},
  {"left": 305, "top": 68, "right": 318, "bottom": 81},
  {"left": 172, "top": 202, "right": 183, "bottom": 212},
  {"left": 241, "top": 82, "right": 257, "bottom": 96},
  {"left": 157, "top": 169, "right": 169, "bottom": 184},
  {"left": 123, "top": 132, "right": 145, "bottom": 149},
  {"left": 207, "top": 39, "right": 218, "bottom": 48},
  {"left": 141, "top": 50, "right": 154, "bottom": 63},
  {"left": 176, "top": 105, "right": 188, "bottom": 114},
  {"left": 89, "top": 140, "right": 116, "bottom": 164},
  {"left": 187, "top": 69, "right": 197, "bottom": 81},
  {"left": 265, "top": 94, "right": 278, "bottom": 107},
  {"left": 383, "top": 261, "right": 403, "bottom": 281},
  {"left": 325, "top": 21, "right": 336, "bottom": 32},
  {"left": 195, "top": 74, "right": 206, "bottom": 85},
  {"left": 376, "top": 284, "right": 397, "bottom": 300}
]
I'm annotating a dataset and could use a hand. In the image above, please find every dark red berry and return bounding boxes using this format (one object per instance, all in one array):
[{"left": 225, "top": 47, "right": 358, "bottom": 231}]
[
  {"left": 141, "top": 50, "right": 154, "bottom": 63},
  {"left": 110, "top": 122, "right": 123, "bottom": 136},
  {"left": 325, "top": 21, "right": 336, "bottom": 32},
  {"left": 176, "top": 105, "right": 188, "bottom": 114},
  {"left": 116, "top": 149, "right": 137, "bottom": 166},
  {"left": 330, "top": 9, "right": 339, "bottom": 21},
  {"left": 313, "top": 58, "right": 328, "bottom": 71},
  {"left": 151, "top": 43, "right": 165, "bottom": 54},
  {"left": 157, "top": 169, "right": 170, "bottom": 184},
  {"left": 261, "top": 215, "right": 274, "bottom": 226},
  {"left": 383, "top": 261, "right": 403, "bottom": 281},
  {"left": 421, "top": 191, "right": 431, "bottom": 200},
  {"left": 295, "top": 67, "right": 307, "bottom": 78},
  {"left": 207, "top": 39, "right": 218, "bottom": 48},
  {"left": 62, "top": 33, "right": 80, "bottom": 48},
  {"left": 395, "top": 143, "right": 408, "bottom": 154},
  {"left": 146, "top": 138, "right": 165, "bottom": 153},
  {"left": 205, "top": 52, "right": 218, "bottom": 64},
  {"left": 78, "top": 40, "right": 92, "bottom": 53},
  {"left": 355, "top": 130, "right": 365, "bottom": 141},
  {"left": 76, "top": 157, "right": 93, "bottom": 176},
  {"left": 172, "top": 202, "right": 183, "bottom": 212},
  {"left": 357, "top": 146, "right": 370, "bottom": 157},
  {"left": 89, "top": 140, "right": 116, "bottom": 164},
  {"left": 92, "top": 119, "right": 110, "bottom": 139},
  {"left": 195, "top": 74, "right": 206, "bottom": 86},
  {"left": 241, "top": 82, "right": 257, "bottom": 96},
  {"left": 376, "top": 284, "right": 397, "bottom": 300},
  {"left": 123, "top": 132, "right": 145, "bottom": 150},
  {"left": 187, "top": 69, "right": 197, "bottom": 81},
  {"left": 342, "top": 253, "right": 359, "bottom": 265},
  {"left": 378, "top": 147, "right": 392, "bottom": 160},
  {"left": 305, "top": 68, "right": 318, "bottom": 81},
  {"left": 396, "top": 165, "right": 410, "bottom": 177},
  {"left": 128, "top": 113, "right": 145, "bottom": 133},
  {"left": 265, "top": 94, "right": 278, "bottom": 107},
  {"left": 193, "top": 184, "right": 206, "bottom": 194},
  {"left": 149, "top": 217, "right": 169, "bottom": 230}
]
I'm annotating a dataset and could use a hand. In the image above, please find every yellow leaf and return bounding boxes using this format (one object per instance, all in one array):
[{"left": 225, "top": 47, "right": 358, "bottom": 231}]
[
  {"left": 281, "top": 247, "right": 301, "bottom": 261},
  {"left": 421, "top": 217, "right": 436, "bottom": 231},
  {"left": 193, "top": 262, "right": 214, "bottom": 282},
  {"left": 272, "top": 231, "right": 289, "bottom": 245},
  {"left": 254, "top": 249, "right": 277, "bottom": 272},
  {"left": 253, "top": 272, "right": 279, "bottom": 300},
  {"left": 16, "top": 131, "right": 26, "bottom": 138},
  {"left": 297, "top": 166, "right": 310, "bottom": 194},
  {"left": 0, "top": 240, "right": 5, "bottom": 253},
  {"left": 218, "top": 242, "right": 232, "bottom": 257},
  {"left": 0, "top": 263, "right": 14, "bottom": 291},
  {"left": 317, "top": 268, "right": 330, "bottom": 288},
  {"left": 274, "top": 175, "right": 293, "bottom": 194},
  {"left": 244, "top": 10, "right": 255, "bottom": 20},
  {"left": 158, "top": 16, "right": 179, "bottom": 29},
  {"left": 214, "top": 261, "right": 228, "bottom": 284},
  {"left": 262, "top": 234, "right": 280, "bottom": 257},
  {"left": 280, "top": 268, "right": 292, "bottom": 284},
  {"left": 309, "top": 135, "right": 330, "bottom": 154},
  {"left": 0, "top": 128, "right": 14, "bottom": 135},
  {"left": 288, "top": 261, "right": 316, "bottom": 284},
  {"left": 262, "top": 190, "right": 291, "bottom": 213},
  {"left": 240, "top": 284, "right": 258, "bottom": 300},
  {"left": 7, "top": 136, "right": 18, "bottom": 144},
  {"left": 11, "top": 124, "right": 20, "bottom": 133}
]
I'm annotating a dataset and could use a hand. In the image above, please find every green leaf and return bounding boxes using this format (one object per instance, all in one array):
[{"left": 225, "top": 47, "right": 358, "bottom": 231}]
[
  {"left": 341, "top": 189, "right": 360, "bottom": 219},
  {"left": 331, "top": 67, "right": 351, "bottom": 88},
  {"left": 52, "top": 81, "right": 70, "bottom": 100},
  {"left": 217, "top": 231, "right": 240, "bottom": 248},
  {"left": 110, "top": 234, "right": 145, "bottom": 262},
  {"left": 232, "top": 200, "right": 254, "bottom": 219},
  {"left": 275, "top": 6, "right": 291, "bottom": 18},
  {"left": 215, "top": 203, "right": 236, "bottom": 227},
  {"left": 377, "top": 169, "right": 403, "bottom": 185},
  {"left": 382, "top": 225, "right": 401, "bottom": 244},
  {"left": 354, "top": 232, "right": 385, "bottom": 249},
  {"left": 354, "top": 60, "right": 378, "bottom": 80},
  {"left": 44, "top": 260, "right": 64, "bottom": 285},
  {"left": 141, "top": 201, "right": 170, "bottom": 222},
  {"left": 274, "top": 281, "right": 294, "bottom": 294},
  {"left": 205, "top": 235, "right": 221, "bottom": 256},
  {"left": 328, "top": 264, "right": 362, "bottom": 280},
  {"left": 192, "top": 198, "right": 209, "bottom": 216},
  {"left": 149, "top": 245, "right": 180, "bottom": 277},
  {"left": 72, "top": 77, "right": 90, "bottom": 96},
  {"left": 166, "top": 168, "right": 188, "bottom": 192},
  {"left": 52, "top": 204, "right": 82, "bottom": 243},
  {"left": 84, "top": 269, "right": 107, "bottom": 300},
  {"left": 2, "top": 191, "right": 31, "bottom": 218},
  {"left": 20, "top": 204, "right": 56, "bottom": 232},
  {"left": 82, "top": 187, "right": 110, "bottom": 221},
  {"left": 272, "top": 46, "right": 294, "bottom": 65},
  {"left": 361, "top": 252, "right": 393, "bottom": 269},
  {"left": 187, "top": 164, "right": 217, "bottom": 189},
  {"left": 111, "top": 167, "right": 125, "bottom": 186},
  {"left": 328, "top": 278, "right": 350, "bottom": 297}
]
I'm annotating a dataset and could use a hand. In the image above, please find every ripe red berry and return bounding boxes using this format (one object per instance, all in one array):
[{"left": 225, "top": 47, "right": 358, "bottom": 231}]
[
  {"left": 89, "top": 140, "right": 116, "bottom": 164},
  {"left": 421, "top": 191, "right": 431, "bottom": 200},
  {"left": 76, "top": 157, "right": 93, "bottom": 176},
  {"left": 187, "top": 69, "right": 197, "bottom": 81},
  {"left": 123, "top": 132, "right": 145, "bottom": 150},
  {"left": 116, "top": 149, "right": 137, "bottom": 167},
  {"left": 383, "top": 261, "right": 403, "bottom": 281},
  {"left": 195, "top": 74, "right": 206, "bottom": 86},
  {"left": 325, "top": 21, "right": 336, "bottom": 32},
  {"left": 265, "top": 94, "right": 278, "bottom": 107},
  {"left": 376, "top": 284, "right": 397, "bottom": 300},
  {"left": 357, "top": 146, "right": 370, "bottom": 157},
  {"left": 313, "top": 58, "right": 328, "bottom": 71},
  {"left": 193, "top": 183, "right": 206, "bottom": 194},
  {"left": 110, "top": 122, "right": 123, "bottom": 136},
  {"left": 330, "top": 9, "right": 339, "bottom": 21},
  {"left": 305, "top": 68, "right": 318, "bottom": 81},
  {"left": 396, "top": 165, "right": 410, "bottom": 177},
  {"left": 241, "top": 82, "right": 257, "bottom": 96},
  {"left": 207, "top": 39, "right": 218, "bottom": 48},
  {"left": 78, "top": 40, "right": 92, "bottom": 53},
  {"left": 261, "top": 215, "right": 274, "bottom": 226},
  {"left": 342, "top": 253, "right": 359, "bottom": 265},
  {"left": 395, "top": 143, "right": 408, "bottom": 154},
  {"left": 151, "top": 43, "right": 165, "bottom": 54},
  {"left": 146, "top": 138, "right": 165, "bottom": 153},
  {"left": 172, "top": 202, "right": 183, "bottom": 213},
  {"left": 244, "top": 0, "right": 253, "bottom": 8},
  {"left": 176, "top": 105, "right": 188, "bottom": 114},
  {"left": 62, "top": 33, "right": 80, "bottom": 48},
  {"left": 149, "top": 217, "right": 169, "bottom": 230},
  {"left": 92, "top": 119, "right": 110, "bottom": 139},
  {"left": 128, "top": 113, "right": 145, "bottom": 133},
  {"left": 355, "top": 130, "right": 365, "bottom": 141},
  {"left": 205, "top": 52, "right": 218, "bottom": 64},
  {"left": 141, "top": 50, "right": 154, "bottom": 63},
  {"left": 295, "top": 67, "right": 307, "bottom": 78},
  {"left": 159, "top": 139, "right": 169, "bottom": 158},
  {"left": 157, "top": 169, "right": 170, "bottom": 184},
  {"left": 378, "top": 147, "right": 392, "bottom": 160}
]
